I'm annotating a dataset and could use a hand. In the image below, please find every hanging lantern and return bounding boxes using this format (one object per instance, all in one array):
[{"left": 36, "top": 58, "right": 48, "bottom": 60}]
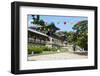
[
  {"left": 64, "top": 21, "right": 66, "bottom": 25},
  {"left": 70, "top": 22, "right": 74, "bottom": 25},
  {"left": 77, "top": 22, "right": 80, "bottom": 25}
]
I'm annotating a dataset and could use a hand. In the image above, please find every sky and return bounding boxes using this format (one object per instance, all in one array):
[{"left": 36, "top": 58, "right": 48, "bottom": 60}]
[{"left": 28, "top": 15, "right": 87, "bottom": 32}]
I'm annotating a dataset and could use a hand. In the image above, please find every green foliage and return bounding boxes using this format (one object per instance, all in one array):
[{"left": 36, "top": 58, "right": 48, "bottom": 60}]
[
  {"left": 32, "top": 19, "right": 45, "bottom": 26},
  {"left": 31, "top": 15, "right": 60, "bottom": 35},
  {"left": 31, "top": 15, "right": 45, "bottom": 26},
  {"left": 39, "top": 20, "right": 45, "bottom": 25},
  {"left": 28, "top": 48, "right": 33, "bottom": 54},
  {"left": 28, "top": 45, "right": 58, "bottom": 54},
  {"left": 42, "top": 46, "right": 51, "bottom": 51},
  {"left": 43, "top": 46, "right": 57, "bottom": 51},
  {"left": 72, "top": 20, "right": 88, "bottom": 33},
  {"left": 61, "top": 20, "right": 88, "bottom": 50},
  {"left": 51, "top": 48, "right": 57, "bottom": 51},
  {"left": 63, "top": 31, "right": 74, "bottom": 44},
  {"left": 72, "top": 20, "right": 88, "bottom": 50},
  {"left": 28, "top": 47, "right": 43, "bottom": 54}
]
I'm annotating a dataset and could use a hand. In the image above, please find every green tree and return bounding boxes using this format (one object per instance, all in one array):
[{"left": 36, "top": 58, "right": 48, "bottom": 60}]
[
  {"left": 31, "top": 15, "right": 45, "bottom": 26},
  {"left": 72, "top": 20, "right": 88, "bottom": 50},
  {"left": 31, "top": 15, "right": 47, "bottom": 32},
  {"left": 64, "top": 31, "right": 74, "bottom": 44},
  {"left": 31, "top": 16, "right": 60, "bottom": 35}
]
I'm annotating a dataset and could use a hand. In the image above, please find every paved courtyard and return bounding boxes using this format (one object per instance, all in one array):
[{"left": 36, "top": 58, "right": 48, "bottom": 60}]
[{"left": 28, "top": 52, "right": 88, "bottom": 61}]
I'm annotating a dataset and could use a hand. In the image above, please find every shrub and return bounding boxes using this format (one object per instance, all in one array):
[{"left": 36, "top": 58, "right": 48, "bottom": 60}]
[
  {"left": 43, "top": 46, "right": 51, "bottom": 51},
  {"left": 28, "top": 47, "right": 43, "bottom": 54},
  {"left": 32, "top": 47, "right": 43, "bottom": 54},
  {"left": 51, "top": 48, "right": 57, "bottom": 51},
  {"left": 28, "top": 48, "right": 33, "bottom": 54},
  {"left": 28, "top": 45, "right": 58, "bottom": 54}
]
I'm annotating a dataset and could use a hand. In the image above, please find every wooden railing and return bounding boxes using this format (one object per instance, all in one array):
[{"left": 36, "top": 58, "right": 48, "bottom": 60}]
[{"left": 28, "top": 37, "right": 66, "bottom": 47}]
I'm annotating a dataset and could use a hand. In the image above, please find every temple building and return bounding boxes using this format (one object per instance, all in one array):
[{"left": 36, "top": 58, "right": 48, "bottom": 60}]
[{"left": 28, "top": 24, "right": 67, "bottom": 48}]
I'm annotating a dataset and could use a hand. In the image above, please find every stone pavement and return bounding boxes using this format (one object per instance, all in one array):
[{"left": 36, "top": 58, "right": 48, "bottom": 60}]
[{"left": 28, "top": 51, "right": 88, "bottom": 61}]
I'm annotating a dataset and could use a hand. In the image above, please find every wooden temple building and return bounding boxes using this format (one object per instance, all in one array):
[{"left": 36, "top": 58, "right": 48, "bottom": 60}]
[{"left": 28, "top": 27, "right": 67, "bottom": 48}]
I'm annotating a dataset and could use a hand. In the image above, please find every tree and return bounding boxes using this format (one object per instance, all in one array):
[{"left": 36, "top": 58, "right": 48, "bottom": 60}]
[
  {"left": 31, "top": 15, "right": 45, "bottom": 26},
  {"left": 64, "top": 31, "right": 74, "bottom": 44},
  {"left": 72, "top": 20, "right": 88, "bottom": 51},
  {"left": 31, "top": 15, "right": 60, "bottom": 36},
  {"left": 31, "top": 15, "right": 46, "bottom": 32}
]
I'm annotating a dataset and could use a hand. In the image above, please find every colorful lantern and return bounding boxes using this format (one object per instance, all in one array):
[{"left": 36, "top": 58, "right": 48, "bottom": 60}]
[
  {"left": 64, "top": 22, "right": 66, "bottom": 24},
  {"left": 77, "top": 22, "right": 80, "bottom": 25}
]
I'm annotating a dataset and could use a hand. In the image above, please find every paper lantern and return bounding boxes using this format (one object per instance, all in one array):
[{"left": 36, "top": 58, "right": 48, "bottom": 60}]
[
  {"left": 70, "top": 22, "right": 74, "bottom": 25},
  {"left": 77, "top": 22, "right": 80, "bottom": 25},
  {"left": 64, "top": 22, "right": 66, "bottom": 24}
]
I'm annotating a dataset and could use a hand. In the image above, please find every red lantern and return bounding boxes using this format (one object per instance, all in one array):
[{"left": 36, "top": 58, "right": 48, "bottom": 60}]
[
  {"left": 70, "top": 22, "right": 74, "bottom": 25},
  {"left": 77, "top": 22, "right": 80, "bottom": 25},
  {"left": 64, "top": 22, "right": 66, "bottom": 24}
]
